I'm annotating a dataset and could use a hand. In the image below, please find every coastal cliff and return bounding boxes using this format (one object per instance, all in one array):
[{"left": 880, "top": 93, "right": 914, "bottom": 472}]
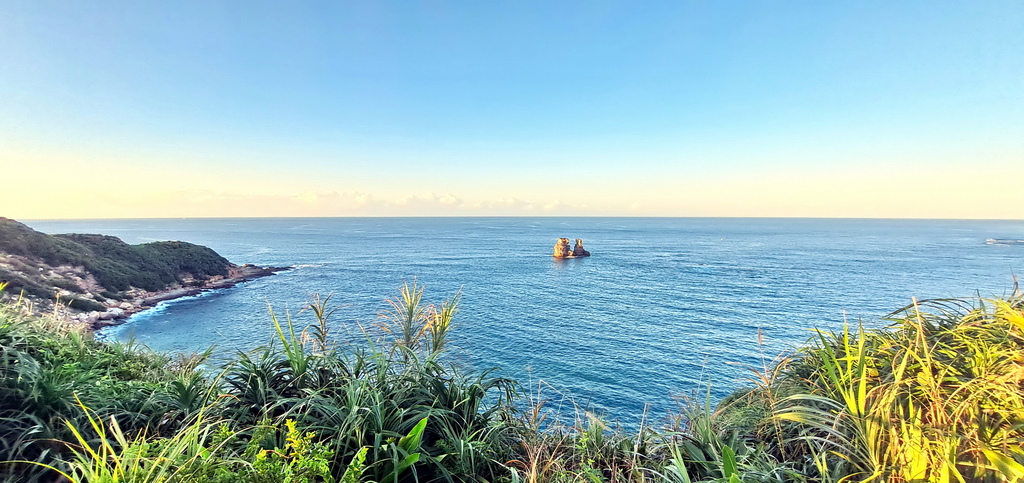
[{"left": 0, "top": 217, "right": 285, "bottom": 327}]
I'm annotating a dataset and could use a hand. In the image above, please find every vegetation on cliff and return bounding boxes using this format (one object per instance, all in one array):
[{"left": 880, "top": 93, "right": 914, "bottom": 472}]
[
  {"left": 1, "top": 281, "right": 1023, "bottom": 482},
  {"left": 0, "top": 217, "right": 232, "bottom": 308}
]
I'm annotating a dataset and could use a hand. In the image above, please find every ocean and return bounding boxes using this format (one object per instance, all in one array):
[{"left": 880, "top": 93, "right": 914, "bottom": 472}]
[{"left": 23, "top": 217, "right": 1024, "bottom": 423}]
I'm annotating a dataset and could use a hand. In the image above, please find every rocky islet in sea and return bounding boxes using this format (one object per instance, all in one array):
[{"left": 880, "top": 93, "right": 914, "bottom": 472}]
[{"left": 552, "top": 238, "right": 591, "bottom": 258}]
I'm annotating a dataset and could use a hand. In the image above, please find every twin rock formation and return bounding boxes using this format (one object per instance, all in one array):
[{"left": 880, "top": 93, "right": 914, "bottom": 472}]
[{"left": 553, "top": 238, "right": 591, "bottom": 258}]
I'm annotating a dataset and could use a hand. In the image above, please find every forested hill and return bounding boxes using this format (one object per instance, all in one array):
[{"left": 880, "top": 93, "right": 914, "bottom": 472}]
[{"left": 0, "top": 217, "right": 233, "bottom": 311}]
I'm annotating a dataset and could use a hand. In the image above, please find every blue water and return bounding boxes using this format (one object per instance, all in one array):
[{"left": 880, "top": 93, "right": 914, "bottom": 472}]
[{"left": 23, "top": 218, "right": 1024, "bottom": 423}]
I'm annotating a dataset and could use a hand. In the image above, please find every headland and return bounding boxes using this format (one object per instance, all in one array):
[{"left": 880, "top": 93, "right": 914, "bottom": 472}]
[{"left": 0, "top": 217, "right": 286, "bottom": 329}]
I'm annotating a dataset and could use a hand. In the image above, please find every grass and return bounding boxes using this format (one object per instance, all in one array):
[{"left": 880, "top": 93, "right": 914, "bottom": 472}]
[
  {"left": 2, "top": 280, "right": 1024, "bottom": 482},
  {"left": 763, "top": 294, "right": 1024, "bottom": 482}
]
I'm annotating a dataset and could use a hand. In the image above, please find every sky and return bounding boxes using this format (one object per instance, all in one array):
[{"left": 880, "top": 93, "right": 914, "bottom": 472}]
[{"left": 2, "top": 1, "right": 1022, "bottom": 219}]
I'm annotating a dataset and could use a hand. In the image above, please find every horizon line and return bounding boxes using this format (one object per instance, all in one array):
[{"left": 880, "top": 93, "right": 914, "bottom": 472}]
[{"left": 15, "top": 215, "right": 1024, "bottom": 222}]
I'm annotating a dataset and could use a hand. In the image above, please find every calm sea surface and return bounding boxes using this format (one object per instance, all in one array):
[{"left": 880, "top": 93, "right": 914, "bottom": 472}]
[{"left": 24, "top": 218, "right": 1024, "bottom": 422}]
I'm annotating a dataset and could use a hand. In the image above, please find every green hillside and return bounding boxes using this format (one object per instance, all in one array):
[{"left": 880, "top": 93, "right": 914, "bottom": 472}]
[{"left": 0, "top": 217, "right": 231, "bottom": 302}]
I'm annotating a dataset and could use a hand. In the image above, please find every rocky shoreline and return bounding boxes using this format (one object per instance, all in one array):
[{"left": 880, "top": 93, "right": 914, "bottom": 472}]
[{"left": 83, "top": 264, "right": 290, "bottom": 329}]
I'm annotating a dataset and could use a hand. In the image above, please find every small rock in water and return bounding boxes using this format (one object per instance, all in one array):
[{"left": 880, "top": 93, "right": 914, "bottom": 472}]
[
  {"left": 553, "top": 238, "right": 591, "bottom": 258},
  {"left": 572, "top": 239, "right": 590, "bottom": 257},
  {"left": 553, "top": 238, "right": 572, "bottom": 257}
]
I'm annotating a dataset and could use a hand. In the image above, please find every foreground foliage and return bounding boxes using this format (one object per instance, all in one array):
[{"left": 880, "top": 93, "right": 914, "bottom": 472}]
[
  {"left": 2, "top": 281, "right": 1023, "bottom": 482},
  {"left": 768, "top": 296, "right": 1024, "bottom": 481}
]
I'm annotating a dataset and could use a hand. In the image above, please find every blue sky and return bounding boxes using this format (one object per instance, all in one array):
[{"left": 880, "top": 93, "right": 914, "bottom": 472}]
[{"left": 2, "top": 1, "right": 1022, "bottom": 218}]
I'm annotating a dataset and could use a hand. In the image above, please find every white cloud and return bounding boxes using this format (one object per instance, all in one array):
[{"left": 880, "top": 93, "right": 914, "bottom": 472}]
[{"left": 542, "top": 200, "right": 562, "bottom": 211}]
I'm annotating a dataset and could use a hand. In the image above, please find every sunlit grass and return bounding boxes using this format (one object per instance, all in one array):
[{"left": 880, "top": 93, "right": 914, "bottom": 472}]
[{"left": 772, "top": 295, "right": 1024, "bottom": 482}]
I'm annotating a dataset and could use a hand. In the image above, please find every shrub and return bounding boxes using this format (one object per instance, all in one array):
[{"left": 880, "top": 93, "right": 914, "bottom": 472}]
[{"left": 65, "top": 297, "right": 105, "bottom": 312}]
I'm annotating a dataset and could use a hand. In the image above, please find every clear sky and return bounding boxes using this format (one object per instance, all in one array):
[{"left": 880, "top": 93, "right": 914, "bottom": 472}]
[{"left": 2, "top": 1, "right": 1022, "bottom": 219}]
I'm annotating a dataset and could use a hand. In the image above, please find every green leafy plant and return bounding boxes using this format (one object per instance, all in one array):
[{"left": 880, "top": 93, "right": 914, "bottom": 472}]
[{"left": 247, "top": 419, "right": 336, "bottom": 483}]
